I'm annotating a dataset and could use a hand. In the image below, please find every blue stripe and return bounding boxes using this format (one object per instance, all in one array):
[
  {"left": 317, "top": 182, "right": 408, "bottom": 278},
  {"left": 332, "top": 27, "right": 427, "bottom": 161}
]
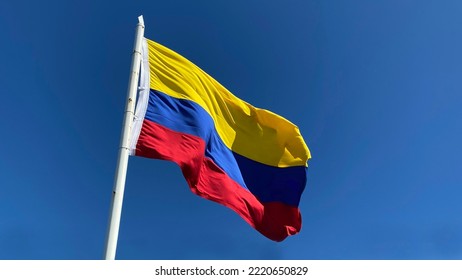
[
  {"left": 233, "top": 153, "right": 306, "bottom": 206},
  {"left": 144, "top": 89, "right": 306, "bottom": 206}
]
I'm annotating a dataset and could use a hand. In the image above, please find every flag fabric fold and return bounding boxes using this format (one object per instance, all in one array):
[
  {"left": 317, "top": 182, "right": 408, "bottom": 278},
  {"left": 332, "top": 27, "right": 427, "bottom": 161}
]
[{"left": 129, "top": 38, "right": 311, "bottom": 241}]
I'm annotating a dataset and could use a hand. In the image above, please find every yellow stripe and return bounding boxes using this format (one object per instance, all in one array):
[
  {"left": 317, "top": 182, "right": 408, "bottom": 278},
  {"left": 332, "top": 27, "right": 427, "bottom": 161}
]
[{"left": 146, "top": 39, "right": 311, "bottom": 167}]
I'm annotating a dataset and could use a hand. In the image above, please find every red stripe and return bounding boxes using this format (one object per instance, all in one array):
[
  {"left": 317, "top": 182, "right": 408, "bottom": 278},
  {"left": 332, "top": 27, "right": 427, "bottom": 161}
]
[{"left": 135, "top": 119, "right": 301, "bottom": 241}]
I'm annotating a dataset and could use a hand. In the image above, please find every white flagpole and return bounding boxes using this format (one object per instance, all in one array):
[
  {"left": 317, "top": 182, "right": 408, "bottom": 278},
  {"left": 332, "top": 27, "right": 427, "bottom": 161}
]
[{"left": 104, "top": 15, "right": 145, "bottom": 260}]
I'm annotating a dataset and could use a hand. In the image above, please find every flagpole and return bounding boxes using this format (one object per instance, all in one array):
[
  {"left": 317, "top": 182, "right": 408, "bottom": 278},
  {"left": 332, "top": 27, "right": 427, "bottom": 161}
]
[{"left": 103, "top": 15, "right": 145, "bottom": 260}]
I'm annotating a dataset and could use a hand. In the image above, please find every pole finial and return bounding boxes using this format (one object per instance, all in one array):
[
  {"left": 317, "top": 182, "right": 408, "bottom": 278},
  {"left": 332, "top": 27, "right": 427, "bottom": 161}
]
[{"left": 138, "top": 15, "right": 145, "bottom": 27}]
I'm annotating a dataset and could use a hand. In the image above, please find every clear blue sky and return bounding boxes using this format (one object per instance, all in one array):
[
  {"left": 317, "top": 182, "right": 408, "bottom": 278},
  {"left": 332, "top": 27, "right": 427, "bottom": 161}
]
[{"left": 1, "top": 0, "right": 461, "bottom": 259}]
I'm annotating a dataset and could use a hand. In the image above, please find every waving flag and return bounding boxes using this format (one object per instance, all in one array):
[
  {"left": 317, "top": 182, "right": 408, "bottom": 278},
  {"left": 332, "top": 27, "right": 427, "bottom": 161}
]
[{"left": 129, "top": 38, "right": 311, "bottom": 241}]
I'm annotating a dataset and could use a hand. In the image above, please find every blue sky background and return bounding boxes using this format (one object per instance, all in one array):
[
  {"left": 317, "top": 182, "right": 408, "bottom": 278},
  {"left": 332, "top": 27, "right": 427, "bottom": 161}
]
[{"left": 1, "top": 0, "right": 461, "bottom": 259}]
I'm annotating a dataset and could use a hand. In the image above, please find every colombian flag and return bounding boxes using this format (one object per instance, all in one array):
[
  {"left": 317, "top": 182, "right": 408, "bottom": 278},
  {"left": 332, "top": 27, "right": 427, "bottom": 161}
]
[{"left": 129, "top": 38, "right": 311, "bottom": 241}]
